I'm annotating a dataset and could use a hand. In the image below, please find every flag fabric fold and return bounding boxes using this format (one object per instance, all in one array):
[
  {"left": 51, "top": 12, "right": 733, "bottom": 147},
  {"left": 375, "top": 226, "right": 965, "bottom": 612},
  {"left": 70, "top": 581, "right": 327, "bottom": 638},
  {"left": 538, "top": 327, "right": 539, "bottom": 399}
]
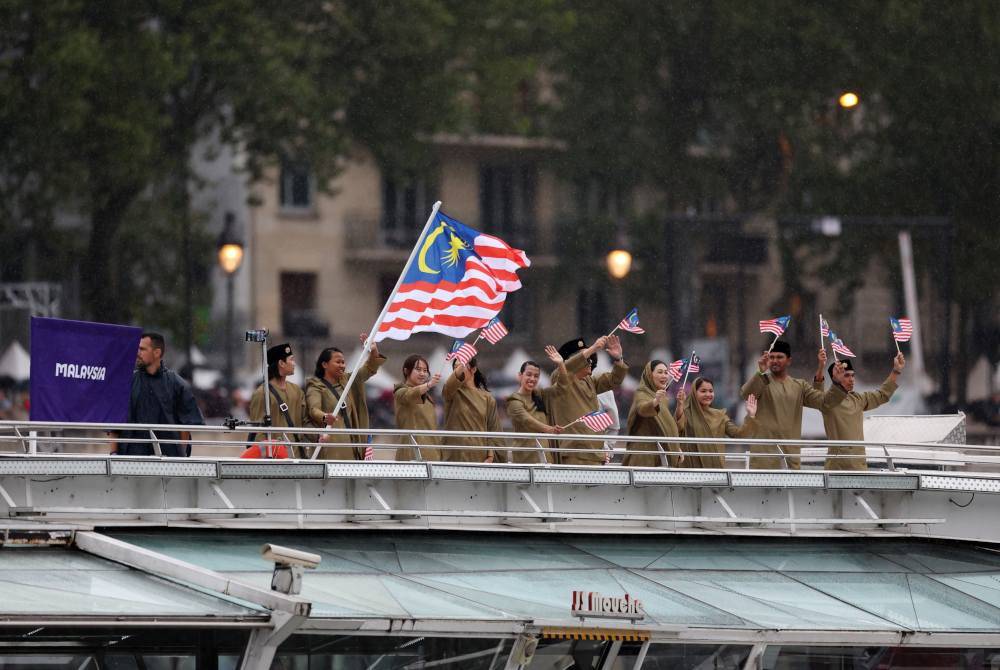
[
  {"left": 759, "top": 315, "right": 791, "bottom": 337},
  {"left": 820, "top": 317, "right": 830, "bottom": 338},
  {"left": 579, "top": 410, "right": 614, "bottom": 433},
  {"left": 480, "top": 317, "right": 509, "bottom": 345},
  {"left": 617, "top": 308, "right": 645, "bottom": 334},
  {"left": 667, "top": 359, "right": 686, "bottom": 382},
  {"left": 831, "top": 338, "right": 856, "bottom": 358},
  {"left": 890, "top": 317, "right": 913, "bottom": 343},
  {"left": 374, "top": 211, "right": 530, "bottom": 342},
  {"left": 445, "top": 340, "right": 478, "bottom": 367},
  {"left": 688, "top": 354, "right": 701, "bottom": 374}
]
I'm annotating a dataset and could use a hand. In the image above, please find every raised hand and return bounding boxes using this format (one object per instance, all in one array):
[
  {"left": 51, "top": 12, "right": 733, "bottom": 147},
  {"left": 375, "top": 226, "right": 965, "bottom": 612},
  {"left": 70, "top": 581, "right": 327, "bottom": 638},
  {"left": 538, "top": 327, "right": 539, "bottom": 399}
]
[
  {"left": 591, "top": 335, "right": 609, "bottom": 352},
  {"left": 654, "top": 388, "right": 667, "bottom": 408},
  {"left": 544, "top": 345, "right": 563, "bottom": 364},
  {"left": 746, "top": 394, "right": 758, "bottom": 418},
  {"left": 830, "top": 360, "right": 847, "bottom": 385},
  {"left": 427, "top": 372, "right": 442, "bottom": 389},
  {"left": 893, "top": 352, "right": 906, "bottom": 372},
  {"left": 818, "top": 348, "right": 827, "bottom": 367},
  {"left": 757, "top": 350, "right": 769, "bottom": 372},
  {"left": 361, "top": 332, "right": 378, "bottom": 357},
  {"left": 605, "top": 334, "right": 623, "bottom": 359}
]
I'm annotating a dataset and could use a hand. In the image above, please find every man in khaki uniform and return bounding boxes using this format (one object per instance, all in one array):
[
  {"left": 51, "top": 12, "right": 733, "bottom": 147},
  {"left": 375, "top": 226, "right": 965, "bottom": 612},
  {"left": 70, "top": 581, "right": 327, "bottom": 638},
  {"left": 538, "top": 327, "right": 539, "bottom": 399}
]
[
  {"left": 249, "top": 343, "right": 308, "bottom": 457},
  {"left": 818, "top": 353, "right": 905, "bottom": 470},
  {"left": 309, "top": 335, "right": 387, "bottom": 459},
  {"left": 740, "top": 340, "right": 838, "bottom": 469},
  {"left": 546, "top": 335, "right": 627, "bottom": 465}
]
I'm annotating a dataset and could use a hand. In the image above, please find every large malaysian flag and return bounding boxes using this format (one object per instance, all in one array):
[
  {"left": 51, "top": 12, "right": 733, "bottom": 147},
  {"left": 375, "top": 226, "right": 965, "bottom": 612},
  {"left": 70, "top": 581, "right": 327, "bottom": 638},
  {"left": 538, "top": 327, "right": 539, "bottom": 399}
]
[{"left": 374, "top": 210, "right": 530, "bottom": 342}]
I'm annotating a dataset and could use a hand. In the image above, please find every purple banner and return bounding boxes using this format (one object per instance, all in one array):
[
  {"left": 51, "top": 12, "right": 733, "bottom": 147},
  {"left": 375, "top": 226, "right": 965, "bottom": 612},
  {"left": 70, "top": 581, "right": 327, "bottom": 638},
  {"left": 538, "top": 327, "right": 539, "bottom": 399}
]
[{"left": 29, "top": 317, "right": 142, "bottom": 423}]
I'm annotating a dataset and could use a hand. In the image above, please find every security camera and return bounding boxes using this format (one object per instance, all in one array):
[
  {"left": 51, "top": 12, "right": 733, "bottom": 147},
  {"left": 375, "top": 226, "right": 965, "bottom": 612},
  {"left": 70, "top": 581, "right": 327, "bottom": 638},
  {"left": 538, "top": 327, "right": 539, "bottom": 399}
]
[
  {"left": 261, "top": 544, "right": 321, "bottom": 595},
  {"left": 261, "top": 544, "right": 321, "bottom": 569}
]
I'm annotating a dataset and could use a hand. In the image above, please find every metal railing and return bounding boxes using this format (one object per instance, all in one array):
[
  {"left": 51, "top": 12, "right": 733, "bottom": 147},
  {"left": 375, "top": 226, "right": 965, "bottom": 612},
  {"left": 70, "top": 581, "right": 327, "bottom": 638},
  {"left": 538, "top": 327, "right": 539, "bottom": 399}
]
[{"left": 1, "top": 420, "right": 996, "bottom": 472}]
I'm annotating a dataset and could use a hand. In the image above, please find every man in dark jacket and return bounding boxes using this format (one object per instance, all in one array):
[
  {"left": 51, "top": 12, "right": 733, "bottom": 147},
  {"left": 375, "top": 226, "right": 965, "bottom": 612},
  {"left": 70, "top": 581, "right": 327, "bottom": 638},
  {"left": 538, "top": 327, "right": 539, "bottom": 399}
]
[{"left": 112, "top": 332, "right": 204, "bottom": 456}]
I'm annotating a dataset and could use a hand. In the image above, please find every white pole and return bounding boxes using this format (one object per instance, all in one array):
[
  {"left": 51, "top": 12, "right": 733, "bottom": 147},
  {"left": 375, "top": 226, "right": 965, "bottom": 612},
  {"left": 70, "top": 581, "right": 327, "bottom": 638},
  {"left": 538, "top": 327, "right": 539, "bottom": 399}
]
[
  {"left": 819, "top": 313, "right": 826, "bottom": 352},
  {"left": 314, "top": 202, "right": 442, "bottom": 460},
  {"left": 681, "top": 350, "right": 696, "bottom": 389},
  {"left": 898, "top": 230, "right": 929, "bottom": 391}
]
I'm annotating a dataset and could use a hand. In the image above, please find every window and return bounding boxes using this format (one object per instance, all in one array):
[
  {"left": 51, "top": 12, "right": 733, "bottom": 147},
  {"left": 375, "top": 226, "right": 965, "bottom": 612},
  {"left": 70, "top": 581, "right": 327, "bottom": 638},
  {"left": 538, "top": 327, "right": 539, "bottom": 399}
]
[
  {"left": 279, "top": 162, "right": 313, "bottom": 211},
  {"left": 381, "top": 175, "right": 437, "bottom": 248},
  {"left": 479, "top": 163, "right": 537, "bottom": 247},
  {"left": 280, "top": 271, "right": 327, "bottom": 337}
]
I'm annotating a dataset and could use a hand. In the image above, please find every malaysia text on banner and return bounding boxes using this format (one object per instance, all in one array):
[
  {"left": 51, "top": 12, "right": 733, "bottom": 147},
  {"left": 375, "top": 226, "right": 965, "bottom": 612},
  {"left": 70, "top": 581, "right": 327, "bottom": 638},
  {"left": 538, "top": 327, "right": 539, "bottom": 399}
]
[
  {"left": 374, "top": 211, "right": 530, "bottom": 342},
  {"left": 29, "top": 317, "right": 142, "bottom": 422},
  {"left": 759, "top": 315, "right": 791, "bottom": 336},
  {"left": 480, "top": 317, "right": 509, "bottom": 344},
  {"left": 890, "top": 317, "right": 913, "bottom": 342}
]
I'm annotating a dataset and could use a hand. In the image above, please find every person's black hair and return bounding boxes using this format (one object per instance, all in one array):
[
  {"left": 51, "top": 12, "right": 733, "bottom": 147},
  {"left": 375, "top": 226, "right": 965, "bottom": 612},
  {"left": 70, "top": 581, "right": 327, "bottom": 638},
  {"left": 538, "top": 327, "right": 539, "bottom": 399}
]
[
  {"left": 142, "top": 332, "right": 165, "bottom": 353},
  {"left": 454, "top": 356, "right": 490, "bottom": 391},
  {"left": 649, "top": 359, "right": 665, "bottom": 372},
  {"left": 314, "top": 347, "right": 343, "bottom": 378},
  {"left": 519, "top": 360, "right": 541, "bottom": 374}
]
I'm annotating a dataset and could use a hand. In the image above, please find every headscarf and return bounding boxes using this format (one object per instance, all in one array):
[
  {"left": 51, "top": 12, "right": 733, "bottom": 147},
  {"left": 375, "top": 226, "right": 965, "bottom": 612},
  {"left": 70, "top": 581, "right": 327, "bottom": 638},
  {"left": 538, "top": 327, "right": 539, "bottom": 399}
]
[
  {"left": 626, "top": 361, "right": 679, "bottom": 439},
  {"left": 682, "top": 377, "right": 731, "bottom": 440}
]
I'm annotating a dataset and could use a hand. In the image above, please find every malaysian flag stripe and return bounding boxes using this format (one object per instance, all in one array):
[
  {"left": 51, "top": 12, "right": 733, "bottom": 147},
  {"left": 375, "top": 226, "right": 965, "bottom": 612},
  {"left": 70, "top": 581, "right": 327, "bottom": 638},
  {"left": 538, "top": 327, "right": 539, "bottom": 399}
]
[
  {"left": 481, "top": 318, "right": 508, "bottom": 344},
  {"left": 580, "top": 410, "right": 614, "bottom": 432},
  {"left": 363, "top": 445, "right": 375, "bottom": 461}
]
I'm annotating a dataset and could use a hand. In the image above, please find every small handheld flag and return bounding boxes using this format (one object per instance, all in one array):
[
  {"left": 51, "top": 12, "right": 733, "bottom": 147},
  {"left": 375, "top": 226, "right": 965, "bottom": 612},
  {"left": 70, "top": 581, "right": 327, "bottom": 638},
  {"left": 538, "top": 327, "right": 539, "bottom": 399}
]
[
  {"left": 890, "top": 317, "right": 912, "bottom": 343},
  {"left": 667, "top": 359, "right": 686, "bottom": 383},
  {"left": 681, "top": 351, "right": 700, "bottom": 388},
  {"left": 688, "top": 354, "right": 701, "bottom": 374},
  {"left": 579, "top": 410, "right": 615, "bottom": 433},
  {"left": 831, "top": 338, "right": 856, "bottom": 358},
  {"left": 615, "top": 308, "right": 645, "bottom": 335},
  {"left": 759, "top": 315, "right": 791, "bottom": 337},
  {"left": 820, "top": 317, "right": 830, "bottom": 338},
  {"left": 446, "top": 340, "right": 478, "bottom": 367},
  {"left": 480, "top": 317, "right": 509, "bottom": 345},
  {"left": 363, "top": 444, "right": 375, "bottom": 461}
]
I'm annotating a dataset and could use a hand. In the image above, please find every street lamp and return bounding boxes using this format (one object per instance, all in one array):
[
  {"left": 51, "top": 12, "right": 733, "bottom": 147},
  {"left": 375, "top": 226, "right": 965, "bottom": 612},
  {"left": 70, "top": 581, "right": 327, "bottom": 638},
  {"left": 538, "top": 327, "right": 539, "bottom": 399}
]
[
  {"left": 606, "top": 248, "right": 632, "bottom": 279},
  {"left": 607, "top": 225, "right": 632, "bottom": 280},
  {"left": 838, "top": 91, "right": 859, "bottom": 108},
  {"left": 217, "top": 211, "right": 244, "bottom": 398}
]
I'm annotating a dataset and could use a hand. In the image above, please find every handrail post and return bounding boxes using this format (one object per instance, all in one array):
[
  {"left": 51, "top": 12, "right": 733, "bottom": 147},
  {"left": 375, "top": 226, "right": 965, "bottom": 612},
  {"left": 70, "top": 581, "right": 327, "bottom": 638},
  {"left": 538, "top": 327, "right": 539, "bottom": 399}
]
[{"left": 149, "top": 429, "right": 162, "bottom": 457}]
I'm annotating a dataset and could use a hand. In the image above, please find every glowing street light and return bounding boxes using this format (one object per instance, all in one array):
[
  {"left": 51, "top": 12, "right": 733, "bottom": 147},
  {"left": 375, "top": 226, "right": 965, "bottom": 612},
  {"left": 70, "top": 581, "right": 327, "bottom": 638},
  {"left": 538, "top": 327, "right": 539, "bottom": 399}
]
[
  {"left": 838, "top": 92, "right": 859, "bottom": 109},
  {"left": 606, "top": 248, "right": 632, "bottom": 280},
  {"left": 217, "top": 212, "right": 244, "bottom": 396}
]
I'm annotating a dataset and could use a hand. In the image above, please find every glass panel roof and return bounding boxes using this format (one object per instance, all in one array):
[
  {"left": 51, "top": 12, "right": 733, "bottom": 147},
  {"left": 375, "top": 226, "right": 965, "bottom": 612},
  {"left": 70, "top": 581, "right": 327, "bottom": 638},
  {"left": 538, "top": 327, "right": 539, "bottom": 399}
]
[
  {"left": 106, "top": 532, "right": 1000, "bottom": 633},
  {"left": 0, "top": 547, "right": 264, "bottom": 617}
]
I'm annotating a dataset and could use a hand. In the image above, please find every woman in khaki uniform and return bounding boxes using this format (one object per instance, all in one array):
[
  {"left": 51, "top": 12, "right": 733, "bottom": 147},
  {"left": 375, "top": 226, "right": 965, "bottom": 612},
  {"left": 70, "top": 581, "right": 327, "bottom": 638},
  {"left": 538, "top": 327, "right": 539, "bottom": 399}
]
[
  {"left": 676, "top": 377, "right": 758, "bottom": 468},
  {"left": 393, "top": 354, "right": 441, "bottom": 461},
  {"left": 442, "top": 357, "right": 501, "bottom": 462},
  {"left": 307, "top": 335, "right": 387, "bottom": 460},
  {"left": 621, "top": 361, "right": 683, "bottom": 467},
  {"left": 505, "top": 360, "right": 562, "bottom": 463}
]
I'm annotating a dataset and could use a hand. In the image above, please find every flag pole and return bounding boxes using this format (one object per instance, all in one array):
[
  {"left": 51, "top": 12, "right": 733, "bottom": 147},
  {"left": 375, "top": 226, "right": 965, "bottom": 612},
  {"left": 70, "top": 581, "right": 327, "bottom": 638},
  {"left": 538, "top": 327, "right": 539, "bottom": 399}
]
[
  {"left": 680, "top": 350, "right": 696, "bottom": 389},
  {"left": 314, "top": 201, "right": 442, "bottom": 459},
  {"left": 766, "top": 333, "right": 780, "bottom": 353},
  {"left": 819, "top": 313, "right": 826, "bottom": 353},
  {"left": 892, "top": 323, "right": 902, "bottom": 355}
]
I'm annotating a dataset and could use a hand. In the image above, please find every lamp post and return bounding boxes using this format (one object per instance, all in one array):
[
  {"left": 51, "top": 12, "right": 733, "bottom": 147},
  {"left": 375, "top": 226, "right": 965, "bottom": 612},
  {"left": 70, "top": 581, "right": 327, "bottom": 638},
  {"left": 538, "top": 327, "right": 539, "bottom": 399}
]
[{"left": 217, "top": 211, "right": 244, "bottom": 400}]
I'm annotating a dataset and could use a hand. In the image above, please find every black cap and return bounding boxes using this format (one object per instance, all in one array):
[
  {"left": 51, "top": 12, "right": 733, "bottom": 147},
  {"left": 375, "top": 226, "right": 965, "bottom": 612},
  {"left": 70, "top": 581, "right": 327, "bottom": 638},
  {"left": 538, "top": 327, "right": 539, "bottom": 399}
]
[
  {"left": 558, "top": 337, "right": 596, "bottom": 370},
  {"left": 772, "top": 340, "right": 791, "bottom": 356},
  {"left": 829, "top": 358, "right": 854, "bottom": 376},
  {"left": 267, "top": 343, "right": 293, "bottom": 366}
]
